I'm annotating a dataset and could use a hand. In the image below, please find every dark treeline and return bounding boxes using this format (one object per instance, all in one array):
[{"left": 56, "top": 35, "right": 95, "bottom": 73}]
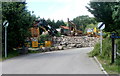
[{"left": 46, "top": 19, "right": 66, "bottom": 29}]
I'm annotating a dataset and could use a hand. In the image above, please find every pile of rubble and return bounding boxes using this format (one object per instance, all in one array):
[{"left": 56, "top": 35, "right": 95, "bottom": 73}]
[
  {"left": 52, "top": 36, "right": 99, "bottom": 49},
  {"left": 27, "top": 36, "right": 99, "bottom": 53}
]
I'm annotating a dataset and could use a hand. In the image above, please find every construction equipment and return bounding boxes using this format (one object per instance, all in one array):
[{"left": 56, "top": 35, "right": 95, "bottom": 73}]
[
  {"left": 26, "top": 19, "right": 58, "bottom": 48},
  {"left": 67, "top": 18, "right": 83, "bottom": 36},
  {"left": 86, "top": 27, "right": 100, "bottom": 37}
]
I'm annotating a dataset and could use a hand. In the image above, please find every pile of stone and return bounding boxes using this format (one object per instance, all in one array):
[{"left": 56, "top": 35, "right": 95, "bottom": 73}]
[
  {"left": 52, "top": 36, "right": 99, "bottom": 49},
  {"left": 28, "top": 36, "right": 100, "bottom": 52}
]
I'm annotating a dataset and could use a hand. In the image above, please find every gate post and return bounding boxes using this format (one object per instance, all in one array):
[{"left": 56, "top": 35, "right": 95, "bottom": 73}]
[{"left": 111, "top": 38, "right": 115, "bottom": 64}]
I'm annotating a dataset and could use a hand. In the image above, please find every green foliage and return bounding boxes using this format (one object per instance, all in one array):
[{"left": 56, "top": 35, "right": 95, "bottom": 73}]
[
  {"left": 86, "top": 2, "right": 120, "bottom": 32},
  {"left": 98, "top": 57, "right": 119, "bottom": 74},
  {"left": 28, "top": 50, "right": 42, "bottom": 53},
  {"left": 2, "top": 49, "right": 19, "bottom": 60},
  {"left": 84, "top": 23, "right": 97, "bottom": 34},
  {"left": 89, "top": 38, "right": 120, "bottom": 73},
  {"left": 112, "top": 2, "right": 120, "bottom": 30},
  {"left": 0, "top": 26, "right": 2, "bottom": 59},
  {"left": 2, "top": 2, "right": 36, "bottom": 52},
  {"left": 102, "top": 33, "right": 108, "bottom": 38},
  {"left": 47, "top": 19, "right": 66, "bottom": 29},
  {"left": 102, "top": 38, "right": 112, "bottom": 59},
  {"left": 38, "top": 32, "right": 61, "bottom": 43},
  {"left": 56, "top": 20, "right": 66, "bottom": 28},
  {"left": 89, "top": 42, "right": 100, "bottom": 57},
  {"left": 102, "top": 32, "right": 111, "bottom": 38},
  {"left": 116, "top": 39, "right": 120, "bottom": 53},
  {"left": 72, "top": 15, "right": 97, "bottom": 32},
  {"left": 55, "top": 32, "right": 61, "bottom": 37},
  {"left": 89, "top": 38, "right": 112, "bottom": 59},
  {"left": 86, "top": 23, "right": 97, "bottom": 28},
  {"left": 39, "top": 34, "right": 50, "bottom": 42}
]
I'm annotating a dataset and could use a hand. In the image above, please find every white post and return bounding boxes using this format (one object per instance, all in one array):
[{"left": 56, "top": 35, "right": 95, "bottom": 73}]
[
  {"left": 100, "top": 30, "right": 102, "bottom": 55},
  {"left": 114, "top": 44, "right": 117, "bottom": 59},
  {"left": 5, "top": 26, "right": 7, "bottom": 58},
  {"left": 3, "top": 20, "right": 9, "bottom": 58}
]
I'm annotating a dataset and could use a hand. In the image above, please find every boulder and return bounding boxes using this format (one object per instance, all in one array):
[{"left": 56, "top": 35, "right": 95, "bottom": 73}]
[{"left": 57, "top": 46, "right": 63, "bottom": 50}]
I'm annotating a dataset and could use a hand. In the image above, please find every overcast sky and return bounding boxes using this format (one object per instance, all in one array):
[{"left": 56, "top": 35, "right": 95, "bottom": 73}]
[{"left": 26, "top": 0, "right": 94, "bottom": 22}]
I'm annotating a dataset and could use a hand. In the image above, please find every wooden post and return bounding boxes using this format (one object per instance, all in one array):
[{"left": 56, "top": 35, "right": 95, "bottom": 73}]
[{"left": 111, "top": 38, "right": 115, "bottom": 64}]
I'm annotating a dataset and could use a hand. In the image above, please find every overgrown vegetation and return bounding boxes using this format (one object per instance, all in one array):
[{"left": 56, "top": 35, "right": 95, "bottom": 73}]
[
  {"left": 87, "top": 1, "right": 120, "bottom": 74},
  {"left": 89, "top": 38, "right": 120, "bottom": 74}
]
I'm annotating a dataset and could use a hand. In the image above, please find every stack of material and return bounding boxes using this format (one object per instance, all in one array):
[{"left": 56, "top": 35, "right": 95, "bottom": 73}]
[{"left": 52, "top": 36, "right": 99, "bottom": 49}]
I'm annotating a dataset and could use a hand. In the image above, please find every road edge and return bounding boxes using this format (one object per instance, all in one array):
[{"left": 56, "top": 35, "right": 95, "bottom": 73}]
[{"left": 94, "top": 56, "right": 108, "bottom": 75}]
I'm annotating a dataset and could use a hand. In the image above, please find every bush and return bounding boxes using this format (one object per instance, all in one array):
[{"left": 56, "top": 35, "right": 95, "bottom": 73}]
[
  {"left": 56, "top": 32, "right": 61, "bottom": 37},
  {"left": 116, "top": 39, "right": 120, "bottom": 53},
  {"left": 89, "top": 38, "right": 120, "bottom": 73},
  {"left": 89, "top": 42, "right": 100, "bottom": 57},
  {"left": 39, "top": 34, "right": 50, "bottom": 42},
  {"left": 103, "top": 32, "right": 111, "bottom": 38},
  {"left": 102, "top": 38, "right": 112, "bottom": 59},
  {"left": 89, "top": 38, "right": 112, "bottom": 59}
]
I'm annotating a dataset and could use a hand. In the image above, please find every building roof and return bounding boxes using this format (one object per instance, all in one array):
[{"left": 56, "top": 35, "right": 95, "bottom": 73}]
[{"left": 60, "top": 26, "right": 70, "bottom": 29}]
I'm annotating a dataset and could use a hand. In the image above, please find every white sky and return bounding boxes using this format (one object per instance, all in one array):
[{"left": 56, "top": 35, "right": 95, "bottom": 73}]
[{"left": 26, "top": 0, "right": 94, "bottom": 22}]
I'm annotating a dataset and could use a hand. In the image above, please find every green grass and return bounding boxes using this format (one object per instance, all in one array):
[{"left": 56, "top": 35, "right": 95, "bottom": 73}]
[
  {"left": 28, "top": 50, "right": 42, "bottom": 53},
  {"left": 0, "top": 25, "right": 2, "bottom": 61},
  {"left": 89, "top": 38, "right": 120, "bottom": 74},
  {"left": 2, "top": 50, "right": 19, "bottom": 61},
  {"left": 1, "top": 48, "right": 43, "bottom": 61},
  {"left": 97, "top": 56, "right": 119, "bottom": 74},
  {"left": 0, "top": 58, "right": 2, "bottom": 61}
]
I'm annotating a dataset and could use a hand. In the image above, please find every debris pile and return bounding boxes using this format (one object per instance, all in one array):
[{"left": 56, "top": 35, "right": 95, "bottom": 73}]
[
  {"left": 28, "top": 36, "right": 99, "bottom": 52},
  {"left": 52, "top": 36, "right": 99, "bottom": 49}
]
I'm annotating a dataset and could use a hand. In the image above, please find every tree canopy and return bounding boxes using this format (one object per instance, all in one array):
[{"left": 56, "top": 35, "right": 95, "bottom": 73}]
[
  {"left": 2, "top": 2, "right": 36, "bottom": 51},
  {"left": 72, "top": 15, "right": 97, "bottom": 31},
  {"left": 46, "top": 19, "right": 66, "bottom": 29},
  {"left": 86, "top": 1, "right": 120, "bottom": 33}
]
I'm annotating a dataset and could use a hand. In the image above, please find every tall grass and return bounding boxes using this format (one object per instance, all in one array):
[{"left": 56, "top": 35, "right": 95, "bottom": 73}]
[
  {"left": 89, "top": 38, "right": 112, "bottom": 59},
  {"left": 89, "top": 38, "right": 120, "bottom": 74}
]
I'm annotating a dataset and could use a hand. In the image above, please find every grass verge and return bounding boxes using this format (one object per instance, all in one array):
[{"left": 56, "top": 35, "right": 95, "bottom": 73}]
[
  {"left": 89, "top": 38, "right": 120, "bottom": 74},
  {"left": 1, "top": 48, "right": 43, "bottom": 61},
  {"left": 97, "top": 56, "right": 119, "bottom": 74},
  {"left": 2, "top": 50, "right": 19, "bottom": 61}
]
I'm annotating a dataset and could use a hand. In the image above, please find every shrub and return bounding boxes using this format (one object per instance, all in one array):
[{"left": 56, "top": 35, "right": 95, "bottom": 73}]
[
  {"left": 89, "top": 38, "right": 112, "bottom": 59},
  {"left": 89, "top": 42, "right": 100, "bottom": 57}
]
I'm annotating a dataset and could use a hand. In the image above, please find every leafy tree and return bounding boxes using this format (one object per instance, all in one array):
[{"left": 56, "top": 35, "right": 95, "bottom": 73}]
[
  {"left": 112, "top": 2, "right": 120, "bottom": 34},
  {"left": 72, "top": 15, "right": 97, "bottom": 31},
  {"left": 46, "top": 19, "right": 56, "bottom": 28},
  {"left": 86, "top": 2, "right": 120, "bottom": 33},
  {"left": 56, "top": 20, "right": 65, "bottom": 28},
  {"left": 46, "top": 19, "right": 66, "bottom": 29},
  {"left": 2, "top": 2, "right": 36, "bottom": 52}
]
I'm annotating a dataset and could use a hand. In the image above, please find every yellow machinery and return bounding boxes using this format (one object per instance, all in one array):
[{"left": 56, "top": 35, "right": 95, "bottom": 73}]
[
  {"left": 68, "top": 18, "right": 83, "bottom": 36},
  {"left": 25, "top": 19, "right": 59, "bottom": 48},
  {"left": 87, "top": 27, "right": 100, "bottom": 37},
  {"left": 45, "top": 41, "right": 52, "bottom": 47},
  {"left": 32, "top": 41, "right": 38, "bottom": 47},
  {"left": 28, "top": 19, "right": 55, "bottom": 48}
]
